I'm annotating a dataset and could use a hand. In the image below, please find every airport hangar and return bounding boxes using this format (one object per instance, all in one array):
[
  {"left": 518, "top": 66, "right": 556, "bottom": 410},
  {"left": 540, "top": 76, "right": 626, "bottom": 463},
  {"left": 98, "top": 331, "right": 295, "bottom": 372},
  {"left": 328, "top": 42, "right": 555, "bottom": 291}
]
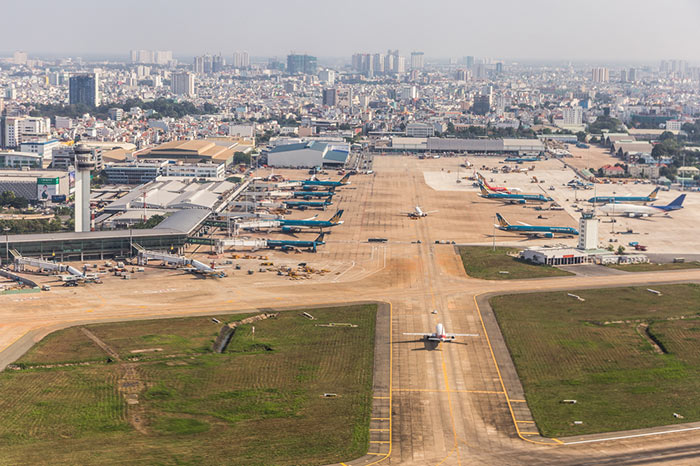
[{"left": 266, "top": 141, "right": 350, "bottom": 168}]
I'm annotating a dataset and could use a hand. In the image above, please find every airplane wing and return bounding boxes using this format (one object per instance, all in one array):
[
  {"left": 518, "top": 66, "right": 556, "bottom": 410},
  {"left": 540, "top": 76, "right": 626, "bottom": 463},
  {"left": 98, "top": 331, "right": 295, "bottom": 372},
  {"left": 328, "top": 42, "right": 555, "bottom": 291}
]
[
  {"left": 426, "top": 210, "right": 439, "bottom": 214},
  {"left": 517, "top": 221, "right": 532, "bottom": 226},
  {"left": 403, "top": 332, "right": 432, "bottom": 336},
  {"left": 448, "top": 333, "right": 479, "bottom": 337},
  {"left": 302, "top": 215, "right": 319, "bottom": 221}
]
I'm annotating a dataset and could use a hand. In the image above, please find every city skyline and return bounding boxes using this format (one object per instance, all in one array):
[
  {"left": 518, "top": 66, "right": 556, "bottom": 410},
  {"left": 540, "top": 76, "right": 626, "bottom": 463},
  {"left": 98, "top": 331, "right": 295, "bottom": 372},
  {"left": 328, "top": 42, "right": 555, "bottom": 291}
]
[{"left": 1, "top": 0, "right": 699, "bottom": 61}]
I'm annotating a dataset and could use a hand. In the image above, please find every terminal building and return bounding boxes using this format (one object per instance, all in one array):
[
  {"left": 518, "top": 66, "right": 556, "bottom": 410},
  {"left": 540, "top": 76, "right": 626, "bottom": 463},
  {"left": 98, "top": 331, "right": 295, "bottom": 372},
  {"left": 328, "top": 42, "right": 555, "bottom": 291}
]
[
  {"left": 266, "top": 141, "right": 349, "bottom": 168},
  {"left": 0, "top": 170, "right": 71, "bottom": 201},
  {"left": 385, "top": 137, "right": 544, "bottom": 155}
]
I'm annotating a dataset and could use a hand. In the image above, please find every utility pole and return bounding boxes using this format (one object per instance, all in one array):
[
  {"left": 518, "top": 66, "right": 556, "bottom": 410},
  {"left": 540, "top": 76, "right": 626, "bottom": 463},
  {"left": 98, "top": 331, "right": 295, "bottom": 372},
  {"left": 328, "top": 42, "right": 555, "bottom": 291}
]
[{"left": 492, "top": 215, "right": 496, "bottom": 251}]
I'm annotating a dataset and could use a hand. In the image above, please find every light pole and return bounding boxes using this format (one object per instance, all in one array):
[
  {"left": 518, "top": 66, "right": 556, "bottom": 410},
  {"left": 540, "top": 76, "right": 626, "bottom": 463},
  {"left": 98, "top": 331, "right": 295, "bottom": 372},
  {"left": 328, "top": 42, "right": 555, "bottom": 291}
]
[
  {"left": 611, "top": 191, "right": 616, "bottom": 234},
  {"left": 493, "top": 215, "right": 496, "bottom": 251},
  {"left": 4, "top": 227, "right": 10, "bottom": 266}
]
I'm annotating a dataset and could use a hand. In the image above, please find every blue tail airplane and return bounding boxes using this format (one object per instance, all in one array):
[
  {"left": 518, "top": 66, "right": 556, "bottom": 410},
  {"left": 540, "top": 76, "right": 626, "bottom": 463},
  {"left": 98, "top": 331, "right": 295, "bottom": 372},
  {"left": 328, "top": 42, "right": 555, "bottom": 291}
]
[
  {"left": 504, "top": 156, "right": 540, "bottom": 163},
  {"left": 283, "top": 199, "right": 333, "bottom": 210},
  {"left": 292, "top": 188, "right": 336, "bottom": 199},
  {"left": 479, "top": 184, "right": 553, "bottom": 204},
  {"left": 496, "top": 213, "right": 578, "bottom": 238},
  {"left": 266, "top": 233, "right": 326, "bottom": 252},
  {"left": 280, "top": 210, "right": 344, "bottom": 232},
  {"left": 300, "top": 173, "right": 351, "bottom": 188},
  {"left": 587, "top": 187, "right": 660, "bottom": 204}
]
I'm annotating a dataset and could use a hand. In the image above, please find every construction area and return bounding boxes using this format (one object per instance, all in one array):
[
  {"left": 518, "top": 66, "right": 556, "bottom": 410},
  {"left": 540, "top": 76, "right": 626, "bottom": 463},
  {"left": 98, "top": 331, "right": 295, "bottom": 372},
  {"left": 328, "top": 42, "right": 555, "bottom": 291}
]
[{"left": 0, "top": 153, "right": 700, "bottom": 465}]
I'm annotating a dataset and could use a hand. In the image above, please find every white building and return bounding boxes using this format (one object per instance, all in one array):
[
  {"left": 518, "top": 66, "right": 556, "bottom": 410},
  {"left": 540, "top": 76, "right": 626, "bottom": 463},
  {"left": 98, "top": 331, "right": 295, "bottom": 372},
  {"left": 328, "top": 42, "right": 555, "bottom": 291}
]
[
  {"left": 400, "top": 85, "right": 418, "bottom": 100},
  {"left": 55, "top": 116, "right": 73, "bottom": 129},
  {"left": 578, "top": 213, "right": 599, "bottom": 250},
  {"left": 171, "top": 72, "right": 195, "bottom": 96},
  {"left": 319, "top": 69, "right": 336, "bottom": 85},
  {"left": 232, "top": 51, "right": 250, "bottom": 68},
  {"left": 591, "top": 67, "right": 609, "bottom": 83},
  {"left": 406, "top": 122, "right": 435, "bottom": 138},
  {"left": 0, "top": 151, "right": 43, "bottom": 169},
  {"left": 410, "top": 51, "right": 424, "bottom": 70},
  {"left": 562, "top": 107, "right": 583, "bottom": 126},
  {"left": 164, "top": 162, "right": 225, "bottom": 179},
  {"left": 666, "top": 120, "right": 682, "bottom": 131},
  {"left": 19, "top": 139, "right": 59, "bottom": 165}
]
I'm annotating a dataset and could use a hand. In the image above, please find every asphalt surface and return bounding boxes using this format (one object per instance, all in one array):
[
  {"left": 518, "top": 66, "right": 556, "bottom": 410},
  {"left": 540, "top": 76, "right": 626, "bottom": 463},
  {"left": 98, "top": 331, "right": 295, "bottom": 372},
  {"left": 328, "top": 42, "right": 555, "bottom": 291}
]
[{"left": 2, "top": 156, "right": 700, "bottom": 465}]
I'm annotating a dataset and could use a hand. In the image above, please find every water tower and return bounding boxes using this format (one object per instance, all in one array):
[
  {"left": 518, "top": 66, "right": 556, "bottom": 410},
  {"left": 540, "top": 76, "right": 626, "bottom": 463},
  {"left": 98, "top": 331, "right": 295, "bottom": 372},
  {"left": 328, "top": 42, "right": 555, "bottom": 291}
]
[{"left": 74, "top": 144, "right": 95, "bottom": 232}]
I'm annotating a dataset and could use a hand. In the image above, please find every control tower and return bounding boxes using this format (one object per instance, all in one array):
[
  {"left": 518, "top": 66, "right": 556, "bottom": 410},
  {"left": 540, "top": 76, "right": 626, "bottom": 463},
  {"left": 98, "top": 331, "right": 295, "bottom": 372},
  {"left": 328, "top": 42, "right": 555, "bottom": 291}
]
[
  {"left": 578, "top": 211, "right": 599, "bottom": 251},
  {"left": 74, "top": 144, "right": 95, "bottom": 232}
]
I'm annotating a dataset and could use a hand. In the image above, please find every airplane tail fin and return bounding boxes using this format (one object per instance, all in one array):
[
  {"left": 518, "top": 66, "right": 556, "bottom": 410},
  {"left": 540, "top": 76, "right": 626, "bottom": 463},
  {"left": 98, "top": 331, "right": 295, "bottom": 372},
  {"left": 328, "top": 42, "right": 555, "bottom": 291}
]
[
  {"left": 329, "top": 186, "right": 336, "bottom": 193},
  {"left": 314, "top": 232, "right": 326, "bottom": 243},
  {"left": 648, "top": 187, "right": 660, "bottom": 200},
  {"left": 330, "top": 210, "right": 344, "bottom": 223},
  {"left": 496, "top": 213, "right": 510, "bottom": 227},
  {"left": 477, "top": 172, "right": 485, "bottom": 182},
  {"left": 666, "top": 194, "right": 686, "bottom": 208},
  {"left": 339, "top": 173, "right": 350, "bottom": 184},
  {"left": 479, "top": 184, "right": 492, "bottom": 196}
]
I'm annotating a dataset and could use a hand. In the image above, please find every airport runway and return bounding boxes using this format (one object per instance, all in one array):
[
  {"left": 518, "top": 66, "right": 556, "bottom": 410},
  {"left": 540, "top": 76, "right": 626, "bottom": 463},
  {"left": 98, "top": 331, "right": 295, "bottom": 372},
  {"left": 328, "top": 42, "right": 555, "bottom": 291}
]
[{"left": 2, "top": 156, "right": 700, "bottom": 465}]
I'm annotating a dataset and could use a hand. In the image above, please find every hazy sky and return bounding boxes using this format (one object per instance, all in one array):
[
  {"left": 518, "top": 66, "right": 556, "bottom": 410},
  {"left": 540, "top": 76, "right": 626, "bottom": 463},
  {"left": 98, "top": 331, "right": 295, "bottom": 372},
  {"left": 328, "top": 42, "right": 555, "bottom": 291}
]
[{"left": 2, "top": 0, "right": 699, "bottom": 62}]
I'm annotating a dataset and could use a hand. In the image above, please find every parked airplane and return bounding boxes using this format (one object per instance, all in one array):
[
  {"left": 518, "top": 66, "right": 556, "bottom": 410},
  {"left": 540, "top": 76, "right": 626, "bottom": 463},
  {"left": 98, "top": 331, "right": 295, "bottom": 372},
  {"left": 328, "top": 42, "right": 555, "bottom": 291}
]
[
  {"left": 404, "top": 323, "right": 478, "bottom": 343},
  {"left": 587, "top": 187, "right": 660, "bottom": 204},
  {"left": 402, "top": 206, "right": 437, "bottom": 218},
  {"left": 280, "top": 210, "right": 344, "bottom": 232},
  {"left": 266, "top": 233, "right": 326, "bottom": 252},
  {"left": 292, "top": 189, "right": 335, "bottom": 199},
  {"left": 597, "top": 194, "right": 686, "bottom": 217},
  {"left": 479, "top": 185, "right": 553, "bottom": 204},
  {"left": 495, "top": 213, "right": 578, "bottom": 238},
  {"left": 476, "top": 173, "right": 521, "bottom": 193},
  {"left": 504, "top": 155, "right": 540, "bottom": 163},
  {"left": 283, "top": 199, "right": 333, "bottom": 210},
  {"left": 299, "top": 173, "right": 351, "bottom": 188}
]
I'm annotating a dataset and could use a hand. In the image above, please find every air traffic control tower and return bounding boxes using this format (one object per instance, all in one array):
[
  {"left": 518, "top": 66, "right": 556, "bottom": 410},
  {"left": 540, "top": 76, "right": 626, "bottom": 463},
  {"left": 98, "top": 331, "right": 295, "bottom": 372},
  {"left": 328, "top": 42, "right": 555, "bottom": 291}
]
[
  {"left": 578, "top": 212, "right": 599, "bottom": 250},
  {"left": 74, "top": 144, "right": 95, "bottom": 232}
]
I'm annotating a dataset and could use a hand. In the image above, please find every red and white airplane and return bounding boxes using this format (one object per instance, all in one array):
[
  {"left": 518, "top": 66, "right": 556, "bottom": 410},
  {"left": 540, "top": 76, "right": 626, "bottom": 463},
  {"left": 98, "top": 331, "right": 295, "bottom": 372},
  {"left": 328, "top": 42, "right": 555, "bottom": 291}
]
[
  {"left": 476, "top": 172, "right": 521, "bottom": 193},
  {"left": 404, "top": 323, "right": 478, "bottom": 343}
]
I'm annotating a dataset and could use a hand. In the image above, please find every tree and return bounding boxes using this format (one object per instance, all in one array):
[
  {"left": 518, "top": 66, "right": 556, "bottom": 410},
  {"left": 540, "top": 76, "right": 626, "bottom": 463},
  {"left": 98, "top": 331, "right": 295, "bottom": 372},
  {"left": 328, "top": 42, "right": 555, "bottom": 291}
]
[
  {"left": 576, "top": 131, "right": 587, "bottom": 142},
  {"left": 617, "top": 245, "right": 626, "bottom": 255},
  {"left": 233, "top": 152, "right": 251, "bottom": 165},
  {"left": 131, "top": 215, "right": 165, "bottom": 230}
]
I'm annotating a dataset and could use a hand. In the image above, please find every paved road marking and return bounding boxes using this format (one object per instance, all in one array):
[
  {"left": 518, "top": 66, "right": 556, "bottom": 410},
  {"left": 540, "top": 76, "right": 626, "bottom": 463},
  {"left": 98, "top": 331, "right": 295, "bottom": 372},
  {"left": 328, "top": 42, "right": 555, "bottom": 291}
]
[
  {"left": 562, "top": 425, "right": 700, "bottom": 445},
  {"left": 473, "top": 294, "right": 563, "bottom": 446},
  {"left": 365, "top": 302, "right": 392, "bottom": 466},
  {"left": 392, "top": 388, "right": 503, "bottom": 394}
]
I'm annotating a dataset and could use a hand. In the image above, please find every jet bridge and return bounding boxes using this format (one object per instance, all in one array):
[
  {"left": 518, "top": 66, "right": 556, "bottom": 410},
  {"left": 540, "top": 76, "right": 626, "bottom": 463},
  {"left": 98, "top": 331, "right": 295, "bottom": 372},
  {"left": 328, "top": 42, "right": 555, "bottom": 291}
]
[
  {"left": 11, "top": 250, "right": 86, "bottom": 279},
  {"left": 132, "top": 243, "right": 225, "bottom": 277},
  {"left": 214, "top": 237, "right": 268, "bottom": 254}
]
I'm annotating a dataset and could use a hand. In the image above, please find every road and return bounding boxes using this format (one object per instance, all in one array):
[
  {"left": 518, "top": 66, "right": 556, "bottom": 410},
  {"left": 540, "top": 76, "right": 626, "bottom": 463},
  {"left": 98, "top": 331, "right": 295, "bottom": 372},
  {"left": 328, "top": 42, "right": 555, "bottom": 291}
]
[{"left": 2, "top": 156, "right": 700, "bottom": 465}]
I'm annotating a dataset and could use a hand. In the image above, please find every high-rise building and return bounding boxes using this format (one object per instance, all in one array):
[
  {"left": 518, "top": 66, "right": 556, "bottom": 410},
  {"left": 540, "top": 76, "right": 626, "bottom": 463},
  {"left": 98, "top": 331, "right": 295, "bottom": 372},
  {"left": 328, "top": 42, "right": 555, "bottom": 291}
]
[
  {"left": 495, "top": 62, "right": 503, "bottom": 74},
  {"left": 410, "top": 51, "right": 424, "bottom": 70},
  {"left": 232, "top": 51, "right": 250, "bottom": 68},
  {"left": 322, "top": 88, "right": 337, "bottom": 106},
  {"left": 287, "top": 54, "right": 317, "bottom": 74},
  {"left": 171, "top": 72, "right": 195, "bottom": 97},
  {"left": 154, "top": 50, "right": 173, "bottom": 65},
  {"left": 591, "top": 67, "right": 609, "bottom": 83},
  {"left": 13, "top": 51, "right": 28, "bottom": 65},
  {"left": 472, "top": 93, "right": 492, "bottom": 115},
  {"left": 465, "top": 56, "right": 475, "bottom": 69},
  {"left": 319, "top": 69, "right": 336, "bottom": 85},
  {"left": 562, "top": 107, "right": 583, "bottom": 126},
  {"left": 69, "top": 73, "right": 100, "bottom": 107},
  {"left": 395, "top": 56, "right": 406, "bottom": 74},
  {"left": 73, "top": 144, "right": 95, "bottom": 233},
  {"left": 456, "top": 69, "right": 470, "bottom": 81},
  {"left": 212, "top": 54, "right": 225, "bottom": 73},
  {"left": 400, "top": 85, "right": 417, "bottom": 100},
  {"left": 372, "top": 54, "right": 385, "bottom": 74},
  {"left": 193, "top": 56, "right": 205, "bottom": 74}
]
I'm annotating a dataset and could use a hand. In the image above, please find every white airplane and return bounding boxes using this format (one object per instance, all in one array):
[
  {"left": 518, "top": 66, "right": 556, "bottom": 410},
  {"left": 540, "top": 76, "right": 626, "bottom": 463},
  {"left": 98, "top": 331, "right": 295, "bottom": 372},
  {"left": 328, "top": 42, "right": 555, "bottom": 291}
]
[
  {"left": 404, "top": 323, "right": 478, "bottom": 343},
  {"left": 403, "top": 206, "right": 438, "bottom": 218},
  {"left": 597, "top": 195, "right": 685, "bottom": 218}
]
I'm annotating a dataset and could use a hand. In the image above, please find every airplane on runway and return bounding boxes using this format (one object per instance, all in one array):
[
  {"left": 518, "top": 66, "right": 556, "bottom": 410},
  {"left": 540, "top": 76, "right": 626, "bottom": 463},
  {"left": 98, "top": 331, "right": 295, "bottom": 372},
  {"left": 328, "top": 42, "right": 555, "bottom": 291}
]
[
  {"left": 266, "top": 233, "right": 326, "bottom": 252},
  {"left": 587, "top": 187, "right": 660, "bottom": 204},
  {"left": 479, "top": 184, "right": 553, "bottom": 204},
  {"left": 297, "top": 173, "right": 351, "bottom": 188},
  {"left": 279, "top": 210, "right": 344, "bottom": 232},
  {"left": 495, "top": 213, "right": 578, "bottom": 238},
  {"left": 597, "top": 194, "right": 686, "bottom": 217},
  {"left": 404, "top": 323, "right": 478, "bottom": 343},
  {"left": 402, "top": 206, "right": 437, "bottom": 218},
  {"left": 283, "top": 199, "right": 333, "bottom": 210},
  {"left": 476, "top": 173, "right": 522, "bottom": 193}
]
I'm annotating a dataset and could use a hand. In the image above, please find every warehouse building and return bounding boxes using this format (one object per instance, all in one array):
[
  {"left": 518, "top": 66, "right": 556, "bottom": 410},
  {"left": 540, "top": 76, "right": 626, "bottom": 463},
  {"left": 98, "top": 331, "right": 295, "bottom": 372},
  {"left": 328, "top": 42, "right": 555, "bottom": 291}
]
[
  {"left": 386, "top": 137, "right": 544, "bottom": 155},
  {"left": 266, "top": 141, "right": 349, "bottom": 168},
  {"left": 137, "top": 139, "right": 252, "bottom": 166}
]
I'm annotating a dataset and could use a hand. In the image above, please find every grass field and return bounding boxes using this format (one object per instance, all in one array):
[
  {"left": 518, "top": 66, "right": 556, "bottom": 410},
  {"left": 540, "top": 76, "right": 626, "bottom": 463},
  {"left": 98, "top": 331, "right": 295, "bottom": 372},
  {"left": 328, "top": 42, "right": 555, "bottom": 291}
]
[
  {"left": 490, "top": 284, "right": 700, "bottom": 437},
  {"left": 0, "top": 304, "right": 377, "bottom": 465},
  {"left": 607, "top": 261, "right": 700, "bottom": 272},
  {"left": 458, "top": 246, "right": 573, "bottom": 280}
]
